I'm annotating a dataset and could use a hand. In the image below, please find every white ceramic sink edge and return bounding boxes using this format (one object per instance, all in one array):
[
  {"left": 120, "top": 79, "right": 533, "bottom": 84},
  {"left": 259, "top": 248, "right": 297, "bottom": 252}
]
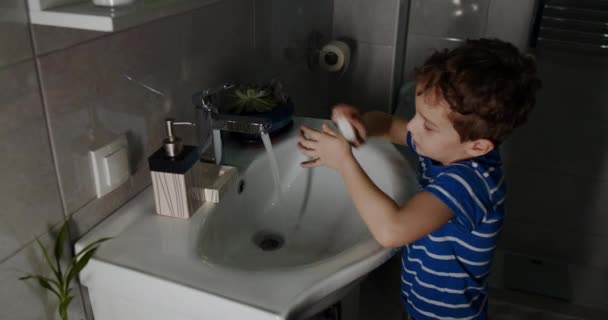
[{"left": 75, "top": 117, "right": 418, "bottom": 320}]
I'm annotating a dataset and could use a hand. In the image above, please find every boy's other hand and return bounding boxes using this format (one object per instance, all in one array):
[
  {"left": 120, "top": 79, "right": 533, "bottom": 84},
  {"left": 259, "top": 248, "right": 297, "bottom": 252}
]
[
  {"left": 298, "top": 124, "right": 353, "bottom": 170},
  {"left": 331, "top": 104, "right": 367, "bottom": 146}
]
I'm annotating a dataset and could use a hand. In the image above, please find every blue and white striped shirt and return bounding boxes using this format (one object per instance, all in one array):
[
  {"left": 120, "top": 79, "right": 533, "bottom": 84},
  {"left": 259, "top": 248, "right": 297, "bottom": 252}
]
[{"left": 401, "top": 132, "right": 506, "bottom": 320}]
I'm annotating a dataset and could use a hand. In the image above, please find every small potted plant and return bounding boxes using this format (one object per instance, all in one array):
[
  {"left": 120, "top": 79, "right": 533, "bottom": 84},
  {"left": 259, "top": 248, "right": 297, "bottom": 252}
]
[
  {"left": 223, "top": 80, "right": 294, "bottom": 142},
  {"left": 19, "top": 220, "right": 111, "bottom": 320}
]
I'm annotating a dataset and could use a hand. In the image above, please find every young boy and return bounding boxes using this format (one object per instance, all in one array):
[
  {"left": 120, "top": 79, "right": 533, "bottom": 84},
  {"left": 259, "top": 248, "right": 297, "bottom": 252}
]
[{"left": 297, "top": 38, "right": 541, "bottom": 319}]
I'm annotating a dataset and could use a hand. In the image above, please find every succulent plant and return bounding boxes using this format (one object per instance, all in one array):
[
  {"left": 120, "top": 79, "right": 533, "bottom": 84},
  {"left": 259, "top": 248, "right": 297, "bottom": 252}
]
[{"left": 230, "top": 85, "right": 278, "bottom": 114}]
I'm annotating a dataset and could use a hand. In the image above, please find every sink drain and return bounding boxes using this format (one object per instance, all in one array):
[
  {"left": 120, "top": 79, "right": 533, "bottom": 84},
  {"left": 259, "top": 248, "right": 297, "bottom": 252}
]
[{"left": 252, "top": 230, "right": 285, "bottom": 251}]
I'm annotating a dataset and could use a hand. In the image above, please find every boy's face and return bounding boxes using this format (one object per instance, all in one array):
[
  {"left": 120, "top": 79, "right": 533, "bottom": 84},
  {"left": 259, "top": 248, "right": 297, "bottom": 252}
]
[{"left": 407, "top": 86, "right": 492, "bottom": 165}]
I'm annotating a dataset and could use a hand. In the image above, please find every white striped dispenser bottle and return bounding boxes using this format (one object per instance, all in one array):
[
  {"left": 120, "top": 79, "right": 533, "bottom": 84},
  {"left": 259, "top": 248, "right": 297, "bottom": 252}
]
[{"left": 148, "top": 118, "right": 204, "bottom": 219}]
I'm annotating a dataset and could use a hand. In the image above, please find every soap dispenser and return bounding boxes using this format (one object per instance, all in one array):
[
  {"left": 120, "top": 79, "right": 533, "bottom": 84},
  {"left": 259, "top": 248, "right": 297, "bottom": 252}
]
[{"left": 148, "top": 118, "right": 204, "bottom": 219}]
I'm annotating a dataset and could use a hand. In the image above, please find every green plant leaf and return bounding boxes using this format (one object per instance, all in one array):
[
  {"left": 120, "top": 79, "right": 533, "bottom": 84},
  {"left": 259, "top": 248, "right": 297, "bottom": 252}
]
[
  {"left": 252, "top": 90, "right": 266, "bottom": 98},
  {"left": 54, "top": 220, "right": 69, "bottom": 274},
  {"left": 61, "top": 295, "right": 74, "bottom": 310},
  {"left": 59, "top": 301, "right": 68, "bottom": 320},
  {"left": 234, "top": 89, "right": 247, "bottom": 100},
  {"left": 20, "top": 274, "right": 61, "bottom": 288},
  {"left": 230, "top": 85, "right": 278, "bottom": 114},
  {"left": 37, "top": 277, "right": 61, "bottom": 298},
  {"left": 64, "top": 237, "right": 111, "bottom": 287},
  {"left": 65, "top": 247, "right": 98, "bottom": 285},
  {"left": 254, "top": 102, "right": 266, "bottom": 113},
  {"left": 260, "top": 98, "right": 275, "bottom": 107},
  {"left": 21, "top": 275, "right": 61, "bottom": 299},
  {"left": 18, "top": 219, "right": 109, "bottom": 320},
  {"left": 36, "top": 238, "right": 59, "bottom": 278},
  {"left": 70, "top": 237, "right": 112, "bottom": 266}
]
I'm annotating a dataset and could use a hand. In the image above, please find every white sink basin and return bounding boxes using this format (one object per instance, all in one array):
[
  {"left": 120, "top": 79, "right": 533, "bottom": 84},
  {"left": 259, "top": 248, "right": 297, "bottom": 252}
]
[{"left": 76, "top": 117, "right": 417, "bottom": 320}]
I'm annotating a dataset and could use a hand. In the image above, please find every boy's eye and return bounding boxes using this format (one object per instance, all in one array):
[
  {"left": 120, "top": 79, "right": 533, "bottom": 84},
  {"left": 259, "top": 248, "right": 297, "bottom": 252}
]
[{"left": 424, "top": 124, "right": 433, "bottom": 131}]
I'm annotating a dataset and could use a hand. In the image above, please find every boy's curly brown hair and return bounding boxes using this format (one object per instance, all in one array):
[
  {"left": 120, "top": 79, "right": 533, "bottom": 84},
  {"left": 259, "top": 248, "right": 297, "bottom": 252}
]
[{"left": 415, "top": 38, "right": 542, "bottom": 144}]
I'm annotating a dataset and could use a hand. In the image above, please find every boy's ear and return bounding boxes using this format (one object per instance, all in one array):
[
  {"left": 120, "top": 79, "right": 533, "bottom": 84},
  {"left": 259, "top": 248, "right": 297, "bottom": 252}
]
[{"left": 465, "top": 139, "right": 494, "bottom": 158}]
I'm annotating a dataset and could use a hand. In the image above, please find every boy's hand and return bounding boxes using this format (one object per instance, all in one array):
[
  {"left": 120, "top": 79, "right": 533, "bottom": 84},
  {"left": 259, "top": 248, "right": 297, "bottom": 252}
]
[
  {"left": 298, "top": 124, "right": 353, "bottom": 170},
  {"left": 331, "top": 104, "right": 367, "bottom": 146}
]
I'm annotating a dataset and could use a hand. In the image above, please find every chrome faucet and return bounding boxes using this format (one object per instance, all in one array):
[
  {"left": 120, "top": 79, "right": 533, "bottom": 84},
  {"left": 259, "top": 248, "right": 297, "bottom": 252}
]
[{"left": 193, "top": 84, "right": 272, "bottom": 163}]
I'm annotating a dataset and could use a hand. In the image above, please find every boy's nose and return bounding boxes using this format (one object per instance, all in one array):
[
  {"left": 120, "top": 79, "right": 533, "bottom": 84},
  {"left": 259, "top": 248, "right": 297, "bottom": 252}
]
[{"left": 407, "top": 116, "right": 420, "bottom": 133}]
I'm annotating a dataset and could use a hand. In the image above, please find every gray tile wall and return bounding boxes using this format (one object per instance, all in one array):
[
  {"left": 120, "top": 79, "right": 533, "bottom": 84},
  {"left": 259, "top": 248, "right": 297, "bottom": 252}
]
[
  {"left": 0, "top": 0, "right": 34, "bottom": 66},
  {"left": 403, "top": 0, "right": 536, "bottom": 81},
  {"left": 0, "top": 61, "right": 65, "bottom": 262},
  {"left": 254, "top": 0, "right": 334, "bottom": 118},
  {"left": 331, "top": 0, "right": 405, "bottom": 113},
  {"left": 0, "top": 0, "right": 255, "bottom": 319},
  {"left": 252, "top": 0, "right": 406, "bottom": 119},
  {"left": 0, "top": 232, "right": 87, "bottom": 320},
  {"left": 0, "top": 0, "right": 78, "bottom": 318},
  {"left": 36, "top": 0, "right": 255, "bottom": 224},
  {"left": 500, "top": 49, "right": 608, "bottom": 278},
  {"left": 31, "top": 25, "right": 105, "bottom": 55}
]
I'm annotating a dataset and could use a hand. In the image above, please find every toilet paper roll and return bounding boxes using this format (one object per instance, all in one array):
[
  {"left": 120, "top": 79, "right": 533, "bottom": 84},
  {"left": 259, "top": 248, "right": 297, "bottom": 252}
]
[{"left": 319, "top": 40, "right": 351, "bottom": 73}]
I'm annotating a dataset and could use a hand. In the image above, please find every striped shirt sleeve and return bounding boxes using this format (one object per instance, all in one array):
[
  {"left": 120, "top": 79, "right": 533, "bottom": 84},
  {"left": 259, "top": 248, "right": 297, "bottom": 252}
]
[{"left": 424, "top": 167, "right": 490, "bottom": 232}]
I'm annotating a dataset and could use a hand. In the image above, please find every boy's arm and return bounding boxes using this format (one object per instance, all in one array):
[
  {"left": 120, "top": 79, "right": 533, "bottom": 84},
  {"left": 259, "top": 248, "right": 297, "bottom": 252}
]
[
  {"left": 340, "top": 155, "right": 453, "bottom": 248},
  {"left": 332, "top": 106, "right": 409, "bottom": 146},
  {"left": 361, "top": 111, "right": 410, "bottom": 146}
]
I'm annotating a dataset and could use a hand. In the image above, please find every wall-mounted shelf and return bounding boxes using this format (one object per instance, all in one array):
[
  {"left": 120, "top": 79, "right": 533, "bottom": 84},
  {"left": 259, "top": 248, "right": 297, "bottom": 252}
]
[{"left": 28, "top": 0, "right": 219, "bottom": 32}]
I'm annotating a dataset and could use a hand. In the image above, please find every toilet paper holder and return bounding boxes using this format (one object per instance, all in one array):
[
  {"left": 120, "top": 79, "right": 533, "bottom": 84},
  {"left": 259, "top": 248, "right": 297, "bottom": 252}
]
[
  {"left": 318, "top": 40, "right": 351, "bottom": 73},
  {"left": 306, "top": 31, "right": 355, "bottom": 74}
]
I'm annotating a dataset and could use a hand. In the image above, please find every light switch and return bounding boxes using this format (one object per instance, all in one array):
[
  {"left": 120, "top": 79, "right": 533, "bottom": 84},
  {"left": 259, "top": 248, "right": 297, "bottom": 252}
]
[
  {"left": 90, "top": 135, "right": 130, "bottom": 198},
  {"left": 103, "top": 148, "right": 129, "bottom": 186}
]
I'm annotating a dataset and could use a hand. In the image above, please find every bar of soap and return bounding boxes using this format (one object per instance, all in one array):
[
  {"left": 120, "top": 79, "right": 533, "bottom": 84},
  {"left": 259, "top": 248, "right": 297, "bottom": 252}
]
[{"left": 336, "top": 117, "right": 357, "bottom": 143}]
